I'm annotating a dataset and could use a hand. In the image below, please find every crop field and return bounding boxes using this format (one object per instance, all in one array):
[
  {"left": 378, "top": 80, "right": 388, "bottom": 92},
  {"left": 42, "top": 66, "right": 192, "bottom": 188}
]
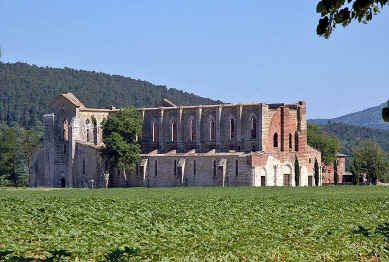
[{"left": 1, "top": 186, "right": 389, "bottom": 261}]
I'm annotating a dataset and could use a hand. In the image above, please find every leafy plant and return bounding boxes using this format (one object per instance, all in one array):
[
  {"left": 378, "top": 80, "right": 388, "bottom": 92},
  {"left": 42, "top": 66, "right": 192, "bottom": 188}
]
[
  {"left": 314, "top": 159, "right": 320, "bottom": 186},
  {"left": 316, "top": 0, "right": 388, "bottom": 38},
  {"left": 308, "top": 124, "right": 341, "bottom": 166},
  {"left": 334, "top": 160, "right": 338, "bottom": 185},
  {"left": 383, "top": 100, "right": 389, "bottom": 122},
  {"left": 1, "top": 187, "right": 389, "bottom": 260},
  {"left": 294, "top": 156, "right": 300, "bottom": 186},
  {"left": 100, "top": 108, "right": 142, "bottom": 180}
]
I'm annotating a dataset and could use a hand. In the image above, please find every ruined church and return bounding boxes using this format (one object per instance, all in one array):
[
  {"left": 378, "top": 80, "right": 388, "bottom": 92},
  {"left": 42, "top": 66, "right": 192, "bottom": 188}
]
[{"left": 30, "top": 93, "right": 325, "bottom": 188}]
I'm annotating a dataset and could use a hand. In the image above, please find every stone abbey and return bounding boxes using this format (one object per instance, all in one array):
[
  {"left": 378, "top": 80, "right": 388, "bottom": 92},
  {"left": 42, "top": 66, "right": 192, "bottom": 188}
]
[{"left": 30, "top": 93, "right": 333, "bottom": 188}]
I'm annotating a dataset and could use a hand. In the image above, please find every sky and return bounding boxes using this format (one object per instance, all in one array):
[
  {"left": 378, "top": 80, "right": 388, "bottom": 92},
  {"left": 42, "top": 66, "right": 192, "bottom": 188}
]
[{"left": 0, "top": 1, "right": 387, "bottom": 119}]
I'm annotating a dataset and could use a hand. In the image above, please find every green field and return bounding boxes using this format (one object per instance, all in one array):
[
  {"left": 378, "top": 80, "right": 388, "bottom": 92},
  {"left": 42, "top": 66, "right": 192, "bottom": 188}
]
[{"left": 1, "top": 187, "right": 389, "bottom": 261}]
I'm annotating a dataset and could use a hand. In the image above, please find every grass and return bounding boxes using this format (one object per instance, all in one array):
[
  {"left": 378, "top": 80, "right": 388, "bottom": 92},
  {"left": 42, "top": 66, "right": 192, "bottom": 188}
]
[{"left": 0, "top": 186, "right": 389, "bottom": 261}]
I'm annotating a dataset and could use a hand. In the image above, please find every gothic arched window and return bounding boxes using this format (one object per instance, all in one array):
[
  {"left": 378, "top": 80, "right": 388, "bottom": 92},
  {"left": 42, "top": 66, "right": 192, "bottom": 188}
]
[
  {"left": 189, "top": 119, "right": 195, "bottom": 142},
  {"left": 295, "top": 132, "right": 299, "bottom": 152},
  {"left": 171, "top": 120, "right": 177, "bottom": 142},
  {"left": 229, "top": 118, "right": 235, "bottom": 140},
  {"left": 250, "top": 116, "right": 257, "bottom": 139},
  {"left": 273, "top": 133, "right": 278, "bottom": 148},
  {"left": 289, "top": 133, "right": 292, "bottom": 150},
  {"left": 209, "top": 119, "right": 215, "bottom": 141},
  {"left": 152, "top": 121, "right": 158, "bottom": 143}
]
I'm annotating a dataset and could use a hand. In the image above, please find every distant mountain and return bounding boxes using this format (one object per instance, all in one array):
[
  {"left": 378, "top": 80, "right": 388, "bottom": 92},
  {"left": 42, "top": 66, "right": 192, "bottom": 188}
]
[
  {"left": 0, "top": 62, "right": 222, "bottom": 129},
  {"left": 316, "top": 122, "right": 389, "bottom": 156},
  {"left": 310, "top": 102, "right": 389, "bottom": 131}
]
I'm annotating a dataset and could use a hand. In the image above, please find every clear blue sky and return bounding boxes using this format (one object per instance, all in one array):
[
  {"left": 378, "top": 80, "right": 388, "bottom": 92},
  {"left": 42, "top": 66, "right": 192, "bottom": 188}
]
[{"left": 1, "top": 1, "right": 387, "bottom": 118}]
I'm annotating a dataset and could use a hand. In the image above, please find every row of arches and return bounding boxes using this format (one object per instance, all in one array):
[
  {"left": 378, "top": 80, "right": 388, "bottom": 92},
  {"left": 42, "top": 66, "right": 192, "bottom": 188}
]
[
  {"left": 151, "top": 116, "right": 258, "bottom": 143},
  {"left": 273, "top": 132, "right": 299, "bottom": 151}
]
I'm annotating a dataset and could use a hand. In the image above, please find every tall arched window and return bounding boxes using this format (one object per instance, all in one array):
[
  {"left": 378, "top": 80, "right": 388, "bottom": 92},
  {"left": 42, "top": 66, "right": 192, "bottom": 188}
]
[
  {"left": 86, "top": 119, "right": 91, "bottom": 143},
  {"left": 209, "top": 119, "right": 215, "bottom": 141},
  {"left": 250, "top": 116, "right": 257, "bottom": 139},
  {"left": 171, "top": 120, "right": 177, "bottom": 142},
  {"left": 152, "top": 121, "right": 158, "bottom": 143},
  {"left": 289, "top": 133, "right": 292, "bottom": 150},
  {"left": 63, "top": 119, "right": 69, "bottom": 141},
  {"left": 189, "top": 119, "right": 195, "bottom": 142},
  {"left": 230, "top": 118, "right": 235, "bottom": 140},
  {"left": 273, "top": 133, "right": 278, "bottom": 148},
  {"left": 295, "top": 132, "right": 299, "bottom": 152}
]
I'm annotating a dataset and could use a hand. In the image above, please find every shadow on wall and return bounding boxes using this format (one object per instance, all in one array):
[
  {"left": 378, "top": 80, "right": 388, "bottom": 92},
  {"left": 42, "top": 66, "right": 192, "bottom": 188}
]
[{"left": 0, "top": 247, "right": 140, "bottom": 262}]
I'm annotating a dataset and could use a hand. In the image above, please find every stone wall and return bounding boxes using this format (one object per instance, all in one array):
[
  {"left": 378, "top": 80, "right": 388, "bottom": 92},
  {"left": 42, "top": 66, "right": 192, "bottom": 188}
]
[
  {"left": 143, "top": 153, "right": 253, "bottom": 187},
  {"left": 322, "top": 156, "right": 346, "bottom": 185},
  {"left": 29, "top": 92, "right": 322, "bottom": 188}
]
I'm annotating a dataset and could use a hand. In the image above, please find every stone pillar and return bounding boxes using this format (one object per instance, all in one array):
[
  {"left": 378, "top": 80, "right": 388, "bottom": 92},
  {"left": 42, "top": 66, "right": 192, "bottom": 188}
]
[
  {"left": 196, "top": 107, "right": 202, "bottom": 152},
  {"left": 260, "top": 104, "right": 268, "bottom": 152},
  {"left": 177, "top": 107, "right": 184, "bottom": 152},
  {"left": 158, "top": 109, "right": 164, "bottom": 152},
  {"left": 68, "top": 116, "right": 80, "bottom": 187},
  {"left": 216, "top": 106, "right": 222, "bottom": 152},
  {"left": 280, "top": 107, "right": 290, "bottom": 152},
  {"left": 43, "top": 113, "right": 55, "bottom": 187},
  {"left": 257, "top": 104, "right": 263, "bottom": 151},
  {"left": 237, "top": 105, "right": 243, "bottom": 151}
]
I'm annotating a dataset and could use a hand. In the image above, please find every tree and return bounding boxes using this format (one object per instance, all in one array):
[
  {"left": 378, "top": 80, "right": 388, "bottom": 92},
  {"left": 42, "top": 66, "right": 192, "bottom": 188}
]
[
  {"left": 383, "top": 100, "right": 389, "bottom": 122},
  {"left": 19, "top": 129, "right": 41, "bottom": 185},
  {"left": 334, "top": 160, "right": 339, "bottom": 185},
  {"left": 294, "top": 156, "right": 300, "bottom": 186},
  {"left": 0, "top": 127, "right": 24, "bottom": 186},
  {"left": 314, "top": 158, "right": 320, "bottom": 186},
  {"left": 308, "top": 124, "right": 341, "bottom": 166},
  {"left": 350, "top": 157, "right": 361, "bottom": 185},
  {"left": 351, "top": 140, "right": 389, "bottom": 185},
  {"left": 100, "top": 108, "right": 143, "bottom": 183},
  {"left": 316, "top": 0, "right": 388, "bottom": 38}
]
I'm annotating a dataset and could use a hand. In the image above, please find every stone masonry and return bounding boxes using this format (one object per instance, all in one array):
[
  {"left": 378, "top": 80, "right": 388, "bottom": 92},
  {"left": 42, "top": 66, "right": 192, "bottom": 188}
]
[{"left": 30, "top": 93, "right": 331, "bottom": 188}]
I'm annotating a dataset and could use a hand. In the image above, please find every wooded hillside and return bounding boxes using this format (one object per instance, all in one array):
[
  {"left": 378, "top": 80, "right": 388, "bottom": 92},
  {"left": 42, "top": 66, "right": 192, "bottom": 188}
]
[
  {"left": 313, "top": 122, "right": 389, "bottom": 156},
  {"left": 0, "top": 62, "right": 222, "bottom": 129}
]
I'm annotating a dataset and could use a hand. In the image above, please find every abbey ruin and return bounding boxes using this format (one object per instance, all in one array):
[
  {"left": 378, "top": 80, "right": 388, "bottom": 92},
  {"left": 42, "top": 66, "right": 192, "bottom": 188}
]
[{"left": 30, "top": 93, "right": 336, "bottom": 188}]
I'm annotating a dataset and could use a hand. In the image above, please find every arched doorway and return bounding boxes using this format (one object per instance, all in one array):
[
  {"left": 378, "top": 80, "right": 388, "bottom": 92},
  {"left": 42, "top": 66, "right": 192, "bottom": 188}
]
[{"left": 283, "top": 165, "right": 293, "bottom": 187}]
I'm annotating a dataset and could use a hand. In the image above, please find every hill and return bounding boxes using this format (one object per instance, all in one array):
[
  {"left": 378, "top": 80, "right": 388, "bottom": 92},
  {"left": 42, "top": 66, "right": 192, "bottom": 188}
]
[
  {"left": 313, "top": 122, "right": 389, "bottom": 156},
  {"left": 0, "top": 62, "right": 222, "bottom": 129},
  {"left": 310, "top": 103, "right": 389, "bottom": 131}
]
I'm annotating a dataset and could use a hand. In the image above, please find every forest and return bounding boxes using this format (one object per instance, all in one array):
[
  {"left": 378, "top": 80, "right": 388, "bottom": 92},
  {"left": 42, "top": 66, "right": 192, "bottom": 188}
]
[
  {"left": 0, "top": 62, "right": 221, "bottom": 129},
  {"left": 314, "top": 122, "right": 389, "bottom": 156}
]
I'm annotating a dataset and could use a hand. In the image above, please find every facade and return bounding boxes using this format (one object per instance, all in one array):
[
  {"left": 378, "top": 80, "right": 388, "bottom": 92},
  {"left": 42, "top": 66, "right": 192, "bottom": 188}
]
[{"left": 30, "top": 93, "right": 324, "bottom": 188}]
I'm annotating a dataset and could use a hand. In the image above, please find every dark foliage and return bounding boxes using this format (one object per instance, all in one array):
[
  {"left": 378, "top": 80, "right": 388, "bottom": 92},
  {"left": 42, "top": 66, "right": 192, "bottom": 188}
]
[
  {"left": 307, "top": 123, "right": 341, "bottom": 166},
  {"left": 314, "top": 159, "right": 320, "bottom": 186},
  {"left": 316, "top": 0, "right": 388, "bottom": 38},
  {"left": 334, "top": 160, "right": 338, "bottom": 185},
  {"left": 383, "top": 100, "right": 389, "bottom": 122},
  {"left": 0, "top": 62, "right": 222, "bottom": 129},
  {"left": 317, "top": 122, "right": 389, "bottom": 156},
  {"left": 100, "top": 108, "right": 142, "bottom": 179},
  {"left": 294, "top": 156, "right": 300, "bottom": 186}
]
